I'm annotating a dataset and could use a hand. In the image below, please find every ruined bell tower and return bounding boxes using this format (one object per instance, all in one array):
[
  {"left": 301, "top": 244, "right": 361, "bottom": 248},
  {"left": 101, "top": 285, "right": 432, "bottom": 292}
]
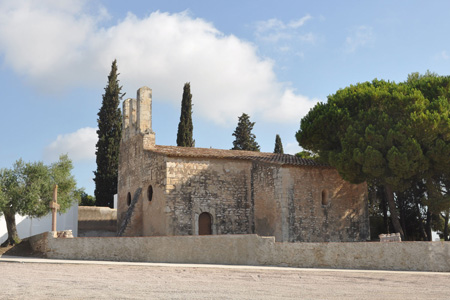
[{"left": 121, "top": 86, "right": 156, "bottom": 148}]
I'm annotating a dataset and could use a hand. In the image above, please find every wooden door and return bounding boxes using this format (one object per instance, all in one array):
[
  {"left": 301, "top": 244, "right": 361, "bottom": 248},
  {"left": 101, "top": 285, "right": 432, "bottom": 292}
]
[{"left": 199, "top": 212, "right": 212, "bottom": 235}]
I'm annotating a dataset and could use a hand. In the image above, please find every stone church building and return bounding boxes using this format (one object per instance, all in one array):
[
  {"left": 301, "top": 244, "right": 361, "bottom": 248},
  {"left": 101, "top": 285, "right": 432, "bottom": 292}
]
[{"left": 117, "top": 87, "right": 370, "bottom": 242}]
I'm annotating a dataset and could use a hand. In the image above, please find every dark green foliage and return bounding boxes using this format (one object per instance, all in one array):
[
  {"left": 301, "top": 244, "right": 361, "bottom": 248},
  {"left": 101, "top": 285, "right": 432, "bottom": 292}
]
[
  {"left": 296, "top": 74, "right": 450, "bottom": 239},
  {"left": 298, "top": 79, "right": 428, "bottom": 187},
  {"left": 79, "top": 191, "right": 96, "bottom": 206},
  {"left": 231, "top": 113, "right": 260, "bottom": 151},
  {"left": 94, "top": 60, "right": 123, "bottom": 208},
  {"left": 0, "top": 155, "right": 78, "bottom": 245},
  {"left": 274, "top": 134, "right": 284, "bottom": 154},
  {"left": 176, "top": 83, "right": 195, "bottom": 147}
]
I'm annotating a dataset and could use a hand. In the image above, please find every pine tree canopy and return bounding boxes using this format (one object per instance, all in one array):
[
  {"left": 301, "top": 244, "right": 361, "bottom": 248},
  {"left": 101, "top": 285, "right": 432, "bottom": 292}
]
[
  {"left": 231, "top": 113, "right": 260, "bottom": 151},
  {"left": 274, "top": 134, "right": 284, "bottom": 154},
  {"left": 296, "top": 73, "right": 450, "bottom": 239},
  {"left": 176, "top": 82, "right": 195, "bottom": 147},
  {"left": 94, "top": 59, "right": 123, "bottom": 208}
]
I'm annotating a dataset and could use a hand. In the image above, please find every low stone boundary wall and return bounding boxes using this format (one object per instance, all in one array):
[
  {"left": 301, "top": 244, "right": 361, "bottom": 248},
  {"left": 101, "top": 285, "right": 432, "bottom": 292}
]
[
  {"left": 30, "top": 233, "right": 450, "bottom": 272},
  {"left": 264, "top": 240, "right": 450, "bottom": 272}
]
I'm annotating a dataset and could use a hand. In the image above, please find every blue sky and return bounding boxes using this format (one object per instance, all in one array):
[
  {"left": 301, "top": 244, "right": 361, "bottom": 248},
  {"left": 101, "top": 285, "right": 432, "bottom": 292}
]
[{"left": 1, "top": 0, "right": 450, "bottom": 196}]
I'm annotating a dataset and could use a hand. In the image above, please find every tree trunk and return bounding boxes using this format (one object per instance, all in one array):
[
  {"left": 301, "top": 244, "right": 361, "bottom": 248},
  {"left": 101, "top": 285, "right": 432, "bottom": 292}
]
[
  {"left": 443, "top": 211, "right": 449, "bottom": 241},
  {"left": 425, "top": 210, "right": 432, "bottom": 241},
  {"left": 1, "top": 211, "right": 21, "bottom": 247},
  {"left": 381, "top": 187, "right": 390, "bottom": 233},
  {"left": 384, "top": 185, "right": 405, "bottom": 239},
  {"left": 416, "top": 202, "right": 428, "bottom": 241},
  {"left": 398, "top": 197, "right": 407, "bottom": 240}
]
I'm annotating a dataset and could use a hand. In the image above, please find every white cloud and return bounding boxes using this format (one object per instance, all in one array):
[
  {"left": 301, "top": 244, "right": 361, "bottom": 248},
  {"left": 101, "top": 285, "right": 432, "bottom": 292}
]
[
  {"left": 345, "top": 26, "right": 375, "bottom": 53},
  {"left": 0, "top": 1, "right": 317, "bottom": 125},
  {"left": 256, "top": 15, "right": 312, "bottom": 33},
  {"left": 255, "top": 15, "right": 314, "bottom": 43},
  {"left": 0, "top": 0, "right": 105, "bottom": 92},
  {"left": 298, "top": 32, "right": 316, "bottom": 43},
  {"left": 433, "top": 50, "right": 449, "bottom": 61},
  {"left": 278, "top": 46, "right": 291, "bottom": 52},
  {"left": 44, "top": 127, "right": 97, "bottom": 162},
  {"left": 263, "top": 89, "right": 318, "bottom": 123},
  {"left": 284, "top": 142, "right": 302, "bottom": 155},
  {"left": 255, "top": 18, "right": 285, "bottom": 33},
  {"left": 288, "top": 15, "right": 313, "bottom": 29},
  {"left": 295, "top": 52, "right": 305, "bottom": 59}
]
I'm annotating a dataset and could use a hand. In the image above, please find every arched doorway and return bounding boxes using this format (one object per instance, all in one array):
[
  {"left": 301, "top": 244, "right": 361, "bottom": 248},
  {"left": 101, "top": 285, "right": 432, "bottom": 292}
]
[{"left": 198, "top": 212, "right": 212, "bottom": 235}]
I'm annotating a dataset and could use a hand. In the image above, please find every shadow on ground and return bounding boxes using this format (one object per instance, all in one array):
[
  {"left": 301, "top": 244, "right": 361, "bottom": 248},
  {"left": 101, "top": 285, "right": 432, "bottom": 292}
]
[{"left": 0, "top": 238, "right": 44, "bottom": 258}]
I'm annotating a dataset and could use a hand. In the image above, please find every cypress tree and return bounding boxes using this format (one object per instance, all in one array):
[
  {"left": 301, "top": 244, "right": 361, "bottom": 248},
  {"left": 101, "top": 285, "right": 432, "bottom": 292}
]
[
  {"left": 274, "top": 134, "right": 284, "bottom": 154},
  {"left": 94, "top": 59, "right": 123, "bottom": 208},
  {"left": 231, "top": 113, "right": 260, "bottom": 151},
  {"left": 176, "top": 82, "right": 195, "bottom": 147}
]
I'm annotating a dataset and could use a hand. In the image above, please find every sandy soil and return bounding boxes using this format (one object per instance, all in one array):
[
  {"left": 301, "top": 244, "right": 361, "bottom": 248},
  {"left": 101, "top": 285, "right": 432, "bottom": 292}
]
[{"left": 0, "top": 260, "right": 448, "bottom": 299}]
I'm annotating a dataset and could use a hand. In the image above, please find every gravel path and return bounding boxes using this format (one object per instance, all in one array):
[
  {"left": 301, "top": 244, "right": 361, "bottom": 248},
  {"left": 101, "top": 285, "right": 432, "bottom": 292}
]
[{"left": 0, "top": 260, "right": 448, "bottom": 299}]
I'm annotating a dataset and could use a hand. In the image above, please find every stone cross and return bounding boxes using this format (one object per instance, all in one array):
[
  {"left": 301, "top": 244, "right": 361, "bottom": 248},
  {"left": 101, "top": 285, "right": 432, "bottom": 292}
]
[{"left": 49, "top": 185, "right": 60, "bottom": 232}]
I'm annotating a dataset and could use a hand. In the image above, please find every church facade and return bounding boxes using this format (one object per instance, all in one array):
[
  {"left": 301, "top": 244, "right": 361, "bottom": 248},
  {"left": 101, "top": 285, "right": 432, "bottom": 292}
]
[{"left": 117, "top": 87, "right": 370, "bottom": 242}]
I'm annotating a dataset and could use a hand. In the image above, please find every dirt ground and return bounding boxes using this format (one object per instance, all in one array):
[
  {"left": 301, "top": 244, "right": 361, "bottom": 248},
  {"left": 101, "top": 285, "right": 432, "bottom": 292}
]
[{"left": 0, "top": 259, "right": 449, "bottom": 299}]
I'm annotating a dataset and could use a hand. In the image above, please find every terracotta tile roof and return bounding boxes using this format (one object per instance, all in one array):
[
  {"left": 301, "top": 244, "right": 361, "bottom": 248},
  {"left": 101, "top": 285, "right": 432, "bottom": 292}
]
[{"left": 149, "top": 145, "right": 329, "bottom": 167}]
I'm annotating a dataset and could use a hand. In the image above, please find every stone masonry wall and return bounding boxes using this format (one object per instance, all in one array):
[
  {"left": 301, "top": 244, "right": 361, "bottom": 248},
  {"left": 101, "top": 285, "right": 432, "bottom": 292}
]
[
  {"left": 139, "top": 151, "right": 169, "bottom": 237},
  {"left": 119, "top": 134, "right": 368, "bottom": 241},
  {"left": 164, "top": 157, "right": 254, "bottom": 236},
  {"left": 252, "top": 163, "right": 369, "bottom": 242},
  {"left": 252, "top": 162, "right": 285, "bottom": 241},
  {"left": 118, "top": 134, "right": 167, "bottom": 236},
  {"left": 118, "top": 134, "right": 143, "bottom": 236},
  {"left": 287, "top": 166, "right": 369, "bottom": 242}
]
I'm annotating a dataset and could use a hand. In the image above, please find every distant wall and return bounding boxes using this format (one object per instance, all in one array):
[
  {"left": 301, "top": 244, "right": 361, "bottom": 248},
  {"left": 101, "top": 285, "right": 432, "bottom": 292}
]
[
  {"left": 78, "top": 206, "right": 117, "bottom": 237},
  {"left": 0, "top": 203, "right": 78, "bottom": 244},
  {"left": 32, "top": 233, "right": 450, "bottom": 272}
]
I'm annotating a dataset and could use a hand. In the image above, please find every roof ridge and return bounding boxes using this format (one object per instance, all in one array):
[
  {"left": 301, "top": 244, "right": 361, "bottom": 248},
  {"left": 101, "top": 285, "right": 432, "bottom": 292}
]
[{"left": 149, "top": 145, "right": 328, "bottom": 167}]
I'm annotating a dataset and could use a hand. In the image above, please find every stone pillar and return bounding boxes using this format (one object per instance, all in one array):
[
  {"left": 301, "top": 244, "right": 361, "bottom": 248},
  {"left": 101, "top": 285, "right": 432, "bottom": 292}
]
[
  {"left": 130, "top": 98, "right": 137, "bottom": 131},
  {"left": 49, "top": 185, "right": 60, "bottom": 233},
  {"left": 120, "top": 86, "right": 155, "bottom": 146},
  {"left": 137, "top": 86, "right": 153, "bottom": 134},
  {"left": 123, "top": 98, "right": 131, "bottom": 130},
  {"left": 122, "top": 98, "right": 131, "bottom": 140}
]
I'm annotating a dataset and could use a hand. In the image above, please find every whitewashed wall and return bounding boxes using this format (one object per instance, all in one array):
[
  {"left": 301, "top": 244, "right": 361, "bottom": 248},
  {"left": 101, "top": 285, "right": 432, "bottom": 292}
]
[{"left": 0, "top": 203, "right": 78, "bottom": 244}]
